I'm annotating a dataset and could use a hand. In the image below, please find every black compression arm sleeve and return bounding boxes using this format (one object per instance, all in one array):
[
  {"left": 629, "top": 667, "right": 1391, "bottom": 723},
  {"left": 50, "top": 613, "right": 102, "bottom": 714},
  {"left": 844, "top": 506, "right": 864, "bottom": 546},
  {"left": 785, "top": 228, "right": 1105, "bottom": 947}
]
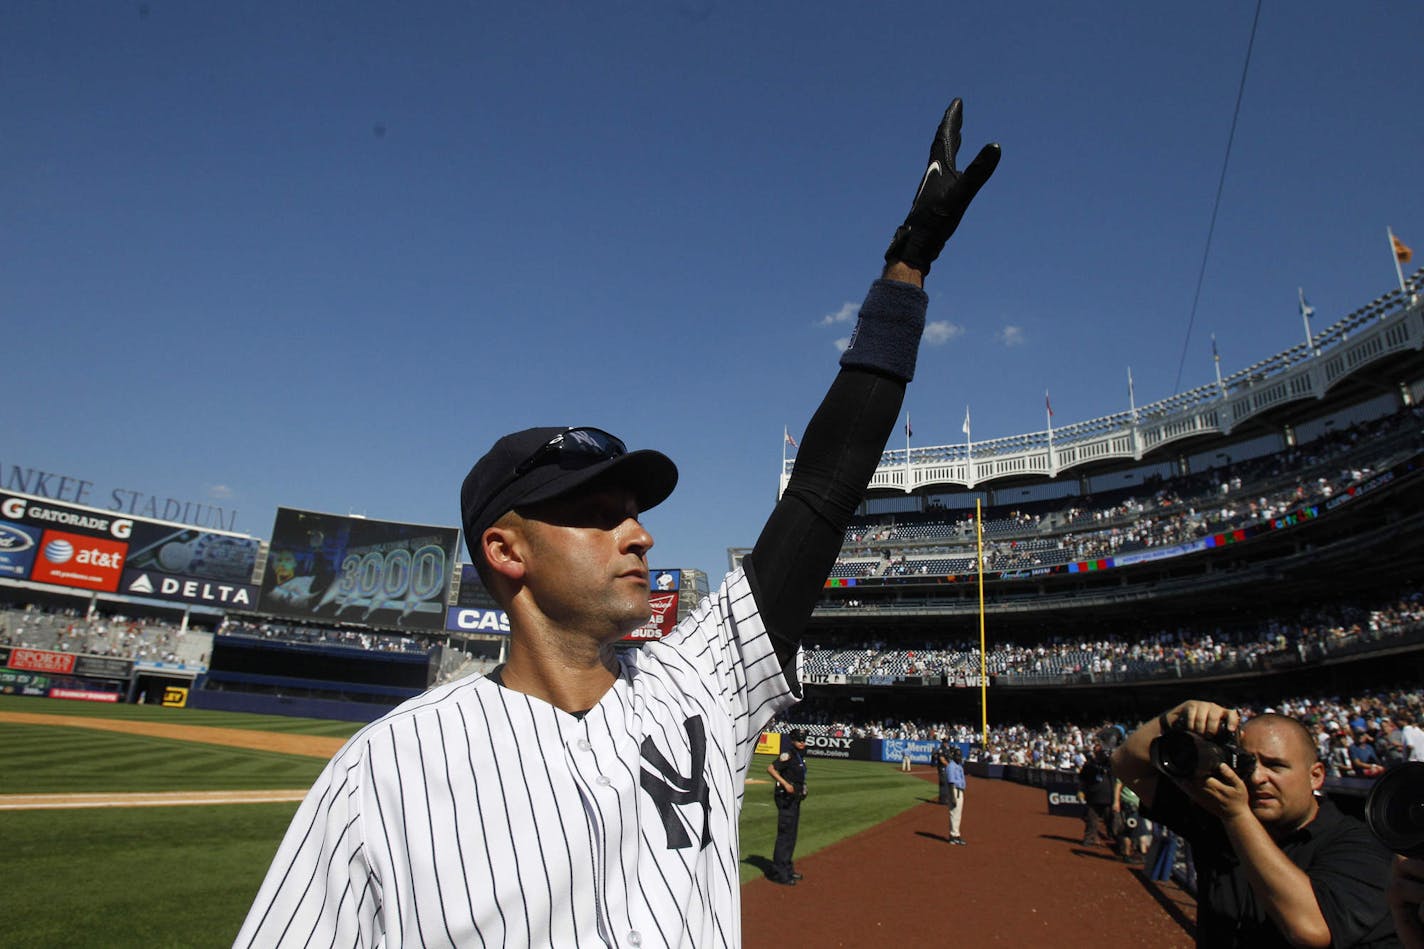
[
  {"left": 746, "top": 365, "right": 907, "bottom": 680},
  {"left": 746, "top": 278, "right": 925, "bottom": 684}
]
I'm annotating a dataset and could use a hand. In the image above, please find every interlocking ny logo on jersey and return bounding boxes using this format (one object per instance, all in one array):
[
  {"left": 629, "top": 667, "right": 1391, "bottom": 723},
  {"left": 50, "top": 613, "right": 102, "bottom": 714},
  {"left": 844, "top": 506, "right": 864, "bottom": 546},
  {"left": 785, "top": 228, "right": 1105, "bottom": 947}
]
[{"left": 640, "top": 714, "right": 712, "bottom": 850}]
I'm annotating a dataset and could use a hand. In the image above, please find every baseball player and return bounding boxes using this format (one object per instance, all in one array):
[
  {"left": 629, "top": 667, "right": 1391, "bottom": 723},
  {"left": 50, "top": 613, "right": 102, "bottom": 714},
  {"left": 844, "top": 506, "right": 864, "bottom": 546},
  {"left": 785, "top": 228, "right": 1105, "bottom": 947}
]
[{"left": 236, "top": 98, "right": 999, "bottom": 948}]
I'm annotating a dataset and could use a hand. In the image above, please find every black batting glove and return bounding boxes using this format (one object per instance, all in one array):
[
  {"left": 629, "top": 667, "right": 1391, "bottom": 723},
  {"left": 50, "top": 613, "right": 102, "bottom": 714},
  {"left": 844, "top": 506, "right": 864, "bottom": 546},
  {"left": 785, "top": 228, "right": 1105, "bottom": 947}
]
[{"left": 884, "top": 98, "right": 1001, "bottom": 276}]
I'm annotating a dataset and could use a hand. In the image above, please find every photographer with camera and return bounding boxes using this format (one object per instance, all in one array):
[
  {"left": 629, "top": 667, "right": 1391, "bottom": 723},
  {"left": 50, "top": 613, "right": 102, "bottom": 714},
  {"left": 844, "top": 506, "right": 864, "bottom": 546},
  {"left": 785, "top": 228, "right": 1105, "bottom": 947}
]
[{"left": 1113, "top": 700, "right": 1398, "bottom": 947}]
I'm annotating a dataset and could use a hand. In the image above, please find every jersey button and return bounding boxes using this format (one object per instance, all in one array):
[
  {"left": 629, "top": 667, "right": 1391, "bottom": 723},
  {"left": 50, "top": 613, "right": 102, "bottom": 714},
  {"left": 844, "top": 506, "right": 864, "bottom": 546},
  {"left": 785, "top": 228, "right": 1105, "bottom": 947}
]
[
  {"left": 577, "top": 739, "right": 592, "bottom": 752},
  {"left": 596, "top": 775, "right": 612, "bottom": 787},
  {"left": 627, "top": 932, "right": 642, "bottom": 946}
]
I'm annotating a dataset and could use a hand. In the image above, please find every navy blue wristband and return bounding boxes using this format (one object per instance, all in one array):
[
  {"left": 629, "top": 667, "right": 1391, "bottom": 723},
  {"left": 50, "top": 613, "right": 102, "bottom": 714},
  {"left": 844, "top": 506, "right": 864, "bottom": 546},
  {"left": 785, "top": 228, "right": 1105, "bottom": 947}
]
[{"left": 837, "top": 279, "right": 928, "bottom": 383}]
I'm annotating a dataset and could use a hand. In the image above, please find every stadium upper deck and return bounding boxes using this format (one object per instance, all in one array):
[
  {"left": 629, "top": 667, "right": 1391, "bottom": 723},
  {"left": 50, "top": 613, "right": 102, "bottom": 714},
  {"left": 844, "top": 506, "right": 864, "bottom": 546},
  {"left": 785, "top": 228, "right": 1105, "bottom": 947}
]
[{"left": 776, "top": 266, "right": 1424, "bottom": 504}]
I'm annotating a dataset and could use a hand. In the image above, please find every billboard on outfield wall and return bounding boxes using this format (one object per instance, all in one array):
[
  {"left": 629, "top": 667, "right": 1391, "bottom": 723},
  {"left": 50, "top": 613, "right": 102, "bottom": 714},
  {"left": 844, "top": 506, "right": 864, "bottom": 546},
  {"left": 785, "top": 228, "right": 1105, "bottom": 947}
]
[
  {"left": 259, "top": 508, "right": 458, "bottom": 630},
  {"left": 444, "top": 564, "right": 683, "bottom": 640},
  {"left": 623, "top": 569, "right": 680, "bottom": 642},
  {"left": 0, "top": 491, "right": 261, "bottom": 603}
]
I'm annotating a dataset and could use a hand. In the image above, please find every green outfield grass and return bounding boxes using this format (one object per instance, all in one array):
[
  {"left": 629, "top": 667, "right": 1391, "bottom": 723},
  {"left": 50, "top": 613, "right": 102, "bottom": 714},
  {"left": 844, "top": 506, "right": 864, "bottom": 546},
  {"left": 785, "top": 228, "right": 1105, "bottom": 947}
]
[
  {"left": 2, "top": 803, "right": 303, "bottom": 949},
  {"left": 0, "top": 694, "right": 364, "bottom": 736},
  {"left": 1, "top": 723, "right": 332, "bottom": 794},
  {"left": 0, "top": 699, "right": 931, "bottom": 946},
  {"left": 739, "top": 754, "right": 931, "bottom": 883}
]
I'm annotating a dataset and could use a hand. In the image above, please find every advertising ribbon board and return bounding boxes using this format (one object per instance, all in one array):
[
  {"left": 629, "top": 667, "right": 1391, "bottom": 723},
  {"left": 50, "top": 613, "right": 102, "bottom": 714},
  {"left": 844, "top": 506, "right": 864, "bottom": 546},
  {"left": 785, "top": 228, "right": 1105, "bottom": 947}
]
[
  {"left": 801, "top": 735, "right": 873, "bottom": 760},
  {"left": 1046, "top": 782, "right": 1087, "bottom": 817},
  {"left": 120, "top": 569, "right": 259, "bottom": 609},
  {"left": 0, "top": 669, "right": 51, "bottom": 696},
  {"left": 445, "top": 607, "right": 511, "bottom": 635},
  {"left": 880, "top": 738, "right": 944, "bottom": 765},
  {"left": 74, "top": 655, "right": 135, "bottom": 679}
]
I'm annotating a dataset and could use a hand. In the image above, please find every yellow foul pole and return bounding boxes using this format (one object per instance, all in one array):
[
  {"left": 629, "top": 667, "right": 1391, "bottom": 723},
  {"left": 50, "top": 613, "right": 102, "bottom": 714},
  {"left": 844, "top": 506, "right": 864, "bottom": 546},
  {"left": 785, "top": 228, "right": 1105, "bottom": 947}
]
[{"left": 977, "top": 498, "right": 987, "bottom": 747}]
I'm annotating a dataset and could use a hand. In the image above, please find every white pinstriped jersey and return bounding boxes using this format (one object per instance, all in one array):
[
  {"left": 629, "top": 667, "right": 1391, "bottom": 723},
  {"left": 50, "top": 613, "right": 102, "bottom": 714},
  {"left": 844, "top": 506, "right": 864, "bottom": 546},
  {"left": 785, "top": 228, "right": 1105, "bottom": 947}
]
[{"left": 235, "top": 567, "right": 794, "bottom": 948}]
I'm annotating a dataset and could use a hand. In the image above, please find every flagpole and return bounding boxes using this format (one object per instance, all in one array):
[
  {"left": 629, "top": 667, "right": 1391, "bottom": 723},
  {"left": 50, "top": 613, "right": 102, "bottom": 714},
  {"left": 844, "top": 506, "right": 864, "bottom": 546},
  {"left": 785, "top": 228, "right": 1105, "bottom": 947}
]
[
  {"left": 1299, "top": 288, "right": 1315, "bottom": 355},
  {"left": 1045, "top": 390, "right": 1054, "bottom": 467},
  {"left": 963, "top": 405, "right": 973, "bottom": 484},
  {"left": 1211, "top": 337, "right": 1224, "bottom": 393},
  {"left": 1389, "top": 227, "right": 1409, "bottom": 296},
  {"left": 976, "top": 497, "right": 987, "bottom": 747},
  {"left": 1128, "top": 367, "right": 1138, "bottom": 422},
  {"left": 905, "top": 411, "right": 912, "bottom": 492}
]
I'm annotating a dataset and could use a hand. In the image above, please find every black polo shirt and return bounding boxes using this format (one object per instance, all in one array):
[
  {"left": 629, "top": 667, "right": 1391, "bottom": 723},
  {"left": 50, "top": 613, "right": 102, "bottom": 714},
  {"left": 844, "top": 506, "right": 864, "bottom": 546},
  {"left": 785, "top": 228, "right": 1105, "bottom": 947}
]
[{"left": 1146, "top": 779, "right": 1399, "bottom": 948}]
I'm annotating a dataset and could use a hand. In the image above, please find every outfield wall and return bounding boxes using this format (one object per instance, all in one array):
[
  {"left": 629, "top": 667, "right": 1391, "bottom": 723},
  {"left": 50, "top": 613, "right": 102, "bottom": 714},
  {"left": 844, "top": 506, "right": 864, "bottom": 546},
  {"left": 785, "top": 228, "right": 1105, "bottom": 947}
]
[{"left": 186, "top": 687, "right": 398, "bottom": 723}]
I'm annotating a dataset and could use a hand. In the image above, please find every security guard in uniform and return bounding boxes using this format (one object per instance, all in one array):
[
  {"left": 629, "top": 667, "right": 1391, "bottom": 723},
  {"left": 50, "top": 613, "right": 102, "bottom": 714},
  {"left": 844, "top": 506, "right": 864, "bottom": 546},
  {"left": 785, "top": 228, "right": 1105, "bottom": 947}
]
[{"left": 767, "top": 729, "right": 808, "bottom": 885}]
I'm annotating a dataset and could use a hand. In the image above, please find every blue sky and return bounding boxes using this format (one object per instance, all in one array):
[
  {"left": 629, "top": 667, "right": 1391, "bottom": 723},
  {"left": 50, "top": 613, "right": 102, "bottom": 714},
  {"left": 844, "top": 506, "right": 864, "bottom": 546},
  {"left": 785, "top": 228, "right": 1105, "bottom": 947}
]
[{"left": 4, "top": 2, "right": 1421, "bottom": 579}]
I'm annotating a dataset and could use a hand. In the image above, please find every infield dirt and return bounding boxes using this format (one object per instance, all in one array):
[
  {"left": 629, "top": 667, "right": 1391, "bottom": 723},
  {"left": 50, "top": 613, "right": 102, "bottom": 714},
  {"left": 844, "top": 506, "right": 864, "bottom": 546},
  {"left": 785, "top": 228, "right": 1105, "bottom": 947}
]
[
  {"left": 0, "top": 710, "right": 346, "bottom": 758},
  {"left": 742, "top": 771, "right": 1195, "bottom": 947}
]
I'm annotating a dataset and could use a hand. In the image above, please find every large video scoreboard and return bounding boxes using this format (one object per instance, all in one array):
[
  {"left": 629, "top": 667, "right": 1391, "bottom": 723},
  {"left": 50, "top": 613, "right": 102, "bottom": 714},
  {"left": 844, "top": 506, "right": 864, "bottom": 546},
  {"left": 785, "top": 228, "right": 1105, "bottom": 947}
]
[{"left": 259, "top": 507, "right": 459, "bottom": 630}]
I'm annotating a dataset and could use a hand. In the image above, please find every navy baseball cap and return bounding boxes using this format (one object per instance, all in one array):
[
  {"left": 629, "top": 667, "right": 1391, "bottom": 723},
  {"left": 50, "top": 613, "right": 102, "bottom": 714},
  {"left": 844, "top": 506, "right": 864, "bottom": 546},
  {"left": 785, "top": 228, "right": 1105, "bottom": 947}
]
[
  {"left": 460, "top": 426, "right": 678, "bottom": 564},
  {"left": 788, "top": 729, "right": 808, "bottom": 742}
]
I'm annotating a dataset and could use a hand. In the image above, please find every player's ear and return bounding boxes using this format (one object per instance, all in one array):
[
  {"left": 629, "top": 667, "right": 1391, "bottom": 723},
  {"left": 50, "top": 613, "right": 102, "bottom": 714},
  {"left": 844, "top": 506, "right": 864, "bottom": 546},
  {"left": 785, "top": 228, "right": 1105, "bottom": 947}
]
[{"left": 482, "top": 516, "right": 528, "bottom": 584}]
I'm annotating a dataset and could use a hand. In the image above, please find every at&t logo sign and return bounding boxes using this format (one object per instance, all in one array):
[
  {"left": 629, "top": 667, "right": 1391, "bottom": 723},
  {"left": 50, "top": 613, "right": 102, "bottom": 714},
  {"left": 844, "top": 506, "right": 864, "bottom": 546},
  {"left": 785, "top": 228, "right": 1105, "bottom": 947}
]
[{"left": 44, "top": 538, "right": 75, "bottom": 563}]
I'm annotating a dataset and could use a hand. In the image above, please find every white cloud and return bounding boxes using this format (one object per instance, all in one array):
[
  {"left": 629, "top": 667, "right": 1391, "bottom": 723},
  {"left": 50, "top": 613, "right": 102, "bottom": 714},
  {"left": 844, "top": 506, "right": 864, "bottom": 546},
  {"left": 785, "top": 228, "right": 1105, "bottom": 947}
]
[
  {"left": 923, "top": 320, "right": 965, "bottom": 345},
  {"left": 820, "top": 301, "right": 858, "bottom": 326},
  {"left": 834, "top": 336, "right": 851, "bottom": 353},
  {"left": 997, "top": 325, "right": 1026, "bottom": 347},
  {"left": 207, "top": 484, "right": 234, "bottom": 499}
]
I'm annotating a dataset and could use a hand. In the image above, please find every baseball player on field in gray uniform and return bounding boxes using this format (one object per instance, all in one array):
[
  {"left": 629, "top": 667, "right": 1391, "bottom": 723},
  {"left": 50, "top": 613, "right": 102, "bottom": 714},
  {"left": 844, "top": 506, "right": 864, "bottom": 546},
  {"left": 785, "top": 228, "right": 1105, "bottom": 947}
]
[{"left": 236, "top": 98, "right": 1000, "bottom": 948}]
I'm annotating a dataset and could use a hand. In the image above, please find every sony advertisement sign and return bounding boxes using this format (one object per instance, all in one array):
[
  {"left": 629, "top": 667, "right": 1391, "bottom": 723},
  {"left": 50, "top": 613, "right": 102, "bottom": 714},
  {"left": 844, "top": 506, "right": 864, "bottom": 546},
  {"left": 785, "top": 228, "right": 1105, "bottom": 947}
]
[{"left": 800, "top": 735, "right": 875, "bottom": 760}]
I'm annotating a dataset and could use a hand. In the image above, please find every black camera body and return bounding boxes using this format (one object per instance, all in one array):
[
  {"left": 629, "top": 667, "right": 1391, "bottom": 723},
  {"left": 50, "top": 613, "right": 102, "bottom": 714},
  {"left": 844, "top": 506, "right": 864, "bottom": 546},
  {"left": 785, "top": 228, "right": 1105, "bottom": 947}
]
[{"left": 1150, "top": 718, "right": 1257, "bottom": 782}]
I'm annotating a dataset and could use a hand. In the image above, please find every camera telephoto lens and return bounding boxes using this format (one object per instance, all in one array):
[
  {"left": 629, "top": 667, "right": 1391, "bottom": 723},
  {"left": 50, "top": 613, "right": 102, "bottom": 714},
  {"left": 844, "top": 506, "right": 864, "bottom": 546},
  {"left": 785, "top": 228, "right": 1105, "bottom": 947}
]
[
  {"left": 1150, "top": 730, "right": 1203, "bottom": 779},
  {"left": 1365, "top": 762, "right": 1424, "bottom": 857}
]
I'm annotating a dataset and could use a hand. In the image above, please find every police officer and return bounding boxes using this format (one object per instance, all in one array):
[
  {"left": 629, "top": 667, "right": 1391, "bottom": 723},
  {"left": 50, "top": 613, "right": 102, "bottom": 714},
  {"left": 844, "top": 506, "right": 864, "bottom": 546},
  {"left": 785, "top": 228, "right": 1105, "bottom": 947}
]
[{"left": 767, "top": 729, "right": 809, "bottom": 885}]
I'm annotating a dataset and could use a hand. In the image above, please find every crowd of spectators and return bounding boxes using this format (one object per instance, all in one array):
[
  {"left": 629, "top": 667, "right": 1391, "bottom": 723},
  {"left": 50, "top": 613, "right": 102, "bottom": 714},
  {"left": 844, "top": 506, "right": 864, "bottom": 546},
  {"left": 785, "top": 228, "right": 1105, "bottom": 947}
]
[
  {"left": 217, "top": 618, "right": 430, "bottom": 655},
  {"left": 772, "top": 685, "right": 1424, "bottom": 779},
  {"left": 0, "top": 603, "right": 209, "bottom": 666},
  {"left": 802, "top": 588, "right": 1424, "bottom": 684},
  {"left": 0, "top": 601, "right": 435, "bottom": 669},
  {"left": 833, "top": 406, "right": 1424, "bottom": 579}
]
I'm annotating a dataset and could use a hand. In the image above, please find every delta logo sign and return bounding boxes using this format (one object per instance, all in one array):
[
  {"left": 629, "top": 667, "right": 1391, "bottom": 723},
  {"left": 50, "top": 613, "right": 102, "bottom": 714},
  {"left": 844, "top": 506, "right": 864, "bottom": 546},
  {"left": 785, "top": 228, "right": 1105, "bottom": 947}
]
[{"left": 28, "top": 529, "right": 127, "bottom": 592}]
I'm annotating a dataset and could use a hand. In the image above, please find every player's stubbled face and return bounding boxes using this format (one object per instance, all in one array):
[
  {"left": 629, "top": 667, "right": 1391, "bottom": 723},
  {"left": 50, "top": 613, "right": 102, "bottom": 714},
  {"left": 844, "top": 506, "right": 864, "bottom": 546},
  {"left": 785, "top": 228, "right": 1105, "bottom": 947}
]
[{"left": 520, "top": 485, "right": 654, "bottom": 638}]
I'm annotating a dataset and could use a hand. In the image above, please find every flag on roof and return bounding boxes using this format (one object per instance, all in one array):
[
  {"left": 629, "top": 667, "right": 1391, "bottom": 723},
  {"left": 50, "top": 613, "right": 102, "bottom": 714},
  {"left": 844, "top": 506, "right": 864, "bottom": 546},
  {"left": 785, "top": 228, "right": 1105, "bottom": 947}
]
[{"left": 1393, "top": 232, "right": 1413, "bottom": 264}]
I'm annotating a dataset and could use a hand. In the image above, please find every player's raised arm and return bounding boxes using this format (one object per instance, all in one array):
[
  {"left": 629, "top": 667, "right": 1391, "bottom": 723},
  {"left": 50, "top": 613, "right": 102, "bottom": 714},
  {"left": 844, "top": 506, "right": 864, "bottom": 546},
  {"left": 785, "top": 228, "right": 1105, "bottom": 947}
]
[{"left": 747, "top": 99, "right": 1000, "bottom": 674}]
